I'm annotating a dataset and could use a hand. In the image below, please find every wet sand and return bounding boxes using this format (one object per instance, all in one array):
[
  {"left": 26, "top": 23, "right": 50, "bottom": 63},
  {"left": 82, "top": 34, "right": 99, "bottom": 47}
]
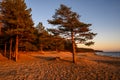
[{"left": 0, "top": 51, "right": 120, "bottom": 80}]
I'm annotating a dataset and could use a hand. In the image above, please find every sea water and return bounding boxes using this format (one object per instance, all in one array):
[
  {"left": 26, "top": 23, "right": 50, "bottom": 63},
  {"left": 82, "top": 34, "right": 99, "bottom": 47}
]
[{"left": 95, "top": 52, "right": 120, "bottom": 57}]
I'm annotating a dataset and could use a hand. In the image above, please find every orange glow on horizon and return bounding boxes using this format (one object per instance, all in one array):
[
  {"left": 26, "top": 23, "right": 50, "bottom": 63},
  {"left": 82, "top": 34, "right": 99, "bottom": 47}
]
[{"left": 77, "top": 41, "right": 120, "bottom": 52}]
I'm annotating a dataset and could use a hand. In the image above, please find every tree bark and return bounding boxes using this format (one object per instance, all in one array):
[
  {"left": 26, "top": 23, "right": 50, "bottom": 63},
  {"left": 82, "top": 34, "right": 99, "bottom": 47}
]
[
  {"left": 56, "top": 46, "right": 58, "bottom": 52},
  {"left": 55, "top": 42, "right": 58, "bottom": 52},
  {"left": 9, "top": 38, "right": 12, "bottom": 59},
  {"left": 71, "top": 31, "right": 76, "bottom": 63},
  {"left": 4, "top": 42, "right": 6, "bottom": 57},
  {"left": 40, "top": 44, "right": 43, "bottom": 52},
  {"left": 15, "top": 35, "right": 18, "bottom": 61}
]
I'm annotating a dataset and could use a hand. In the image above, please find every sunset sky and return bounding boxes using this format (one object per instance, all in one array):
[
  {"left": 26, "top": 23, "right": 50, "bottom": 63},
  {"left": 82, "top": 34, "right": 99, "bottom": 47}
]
[{"left": 25, "top": 0, "right": 120, "bottom": 52}]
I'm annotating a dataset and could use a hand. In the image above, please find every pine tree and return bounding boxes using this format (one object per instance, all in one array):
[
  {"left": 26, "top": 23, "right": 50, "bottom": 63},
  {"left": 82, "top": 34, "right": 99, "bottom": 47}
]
[
  {"left": 0, "top": 0, "right": 34, "bottom": 61},
  {"left": 47, "top": 29, "right": 65, "bottom": 51},
  {"left": 48, "top": 4, "right": 96, "bottom": 63},
  {"left": 36, "top": 22, "right": 51, "bottom": 52}
]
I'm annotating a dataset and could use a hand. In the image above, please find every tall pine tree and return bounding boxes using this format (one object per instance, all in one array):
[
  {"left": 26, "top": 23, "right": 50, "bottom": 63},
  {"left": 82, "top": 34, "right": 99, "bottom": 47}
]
[
  {"left": 0, "top": 0, "right": 35, "bottom": 61},
  {"left": 48, "top": 4, "right": 96, "bottom": 63}
]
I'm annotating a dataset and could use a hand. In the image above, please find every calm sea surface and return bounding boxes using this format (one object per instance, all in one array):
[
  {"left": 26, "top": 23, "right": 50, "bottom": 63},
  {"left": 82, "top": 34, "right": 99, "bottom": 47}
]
[{"left": 95, "top": 52, "right": 120, "bottom": 57}]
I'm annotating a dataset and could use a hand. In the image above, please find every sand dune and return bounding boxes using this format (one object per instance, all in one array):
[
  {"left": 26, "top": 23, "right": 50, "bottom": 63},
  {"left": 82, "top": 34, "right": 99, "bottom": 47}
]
[{"left": 0, "top": 51, "right": 120, "bottom": 80}]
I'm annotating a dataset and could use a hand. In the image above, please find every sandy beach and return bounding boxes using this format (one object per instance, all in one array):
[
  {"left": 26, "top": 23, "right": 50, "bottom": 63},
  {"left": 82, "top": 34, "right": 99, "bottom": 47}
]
[{"left": 0, "top": 51, "right": 120, "bottom": 80}]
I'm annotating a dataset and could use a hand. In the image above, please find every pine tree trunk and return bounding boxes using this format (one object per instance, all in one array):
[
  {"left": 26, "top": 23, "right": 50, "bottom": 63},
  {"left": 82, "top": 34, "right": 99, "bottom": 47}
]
[
  {"left": 40, "top": 44, "right": 43, "bottom": 52},
  {"left": 0, "top": 26, "right": 1, "bottom": 35},
  {"left": 15, "top": 35, "right": 18, "bottom": 61},
  {"left": 71, "top": 31, "right": 76, "bottom": 63},
  {"left": 56, "top": 47, "right": 58, "bottom": 52},
  {"left": 55, "top": 42, "right": 58, "bottom": 52},
  {"left": 4, "top": 42, "right": 6, "bottom": 57},
  {"left": 9, "top": 38, "right": 12, "bottom": 59}
]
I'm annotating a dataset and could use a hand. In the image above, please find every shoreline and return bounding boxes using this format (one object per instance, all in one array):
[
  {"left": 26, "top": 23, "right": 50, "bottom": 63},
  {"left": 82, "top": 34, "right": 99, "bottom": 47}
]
[{"left": 95, "top": 52, "right": 120, "bottom": 58}]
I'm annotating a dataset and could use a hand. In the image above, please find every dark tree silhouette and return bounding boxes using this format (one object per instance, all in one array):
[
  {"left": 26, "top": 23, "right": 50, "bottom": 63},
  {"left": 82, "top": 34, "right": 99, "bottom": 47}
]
[{"left": 48, "top": 4, "right": 96, "bottom": 63}]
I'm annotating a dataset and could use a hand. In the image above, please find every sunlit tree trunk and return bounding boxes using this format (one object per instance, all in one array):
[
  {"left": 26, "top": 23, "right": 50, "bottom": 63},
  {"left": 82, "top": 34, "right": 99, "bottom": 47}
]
[
  {"left": 4, "top": 42, "right": 6, "bottom": 57},
  {"left": 55, "top": 42, "right": 58, "bottom": 52},
  {"left": 40, "top": 44, "right": 43, "bottom": 52},
  {"left": 0, "top": 26, "right": 1, "bottom": 35},
  {"left": 15, "top": 35, "right": 18, "bottom": 61},
  {"left": 71, "top": 31, "right": 76, "bottom": 63},
  {"left": 9, "top": 38, "right": 12, "bottom": 59},
  {"left": 55, "top": 46, "right": 58, "bottom": 52}
]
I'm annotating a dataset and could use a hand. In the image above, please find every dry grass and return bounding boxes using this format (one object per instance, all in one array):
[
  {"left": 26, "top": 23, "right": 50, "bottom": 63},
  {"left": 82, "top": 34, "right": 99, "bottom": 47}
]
[{"left": 0, "top": 51, "right": 120, "bottom": 80}]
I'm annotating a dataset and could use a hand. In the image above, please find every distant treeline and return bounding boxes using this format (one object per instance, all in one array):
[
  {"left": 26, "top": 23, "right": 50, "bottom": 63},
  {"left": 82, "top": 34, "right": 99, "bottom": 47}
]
[
  {"left": 76, "top": 48, "right": 103, "bottom": 52},
  {"left": 76, "top": 48, "right": 94, "bottom": 52},
  {"left": 94, "top": 50, "right": 103, "bottom": 52}
]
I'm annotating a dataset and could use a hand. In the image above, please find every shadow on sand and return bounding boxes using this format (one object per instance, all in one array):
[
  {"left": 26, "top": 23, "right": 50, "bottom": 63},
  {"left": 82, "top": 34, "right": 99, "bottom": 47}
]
[
  {"left": 34, "top": 56, "right": 72, "bottom": 63},
  {"left": 95, "top": 60, "right": 120, "bottom": 67}
]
